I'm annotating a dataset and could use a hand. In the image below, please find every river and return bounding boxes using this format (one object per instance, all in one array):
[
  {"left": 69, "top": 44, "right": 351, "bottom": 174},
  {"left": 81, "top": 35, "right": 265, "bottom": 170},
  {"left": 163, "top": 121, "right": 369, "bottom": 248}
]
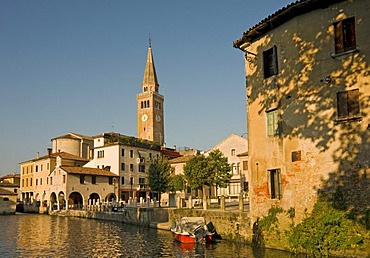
[{"left": 0, "top": 214, "right": 301, "bottom": 257}]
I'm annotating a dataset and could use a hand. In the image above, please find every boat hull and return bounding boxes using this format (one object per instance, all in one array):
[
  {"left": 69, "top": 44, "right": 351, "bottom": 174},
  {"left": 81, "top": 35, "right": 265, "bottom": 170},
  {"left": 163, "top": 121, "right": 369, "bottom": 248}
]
[{"left": 172, "top": 232, "right": 213, "bottom": 244}]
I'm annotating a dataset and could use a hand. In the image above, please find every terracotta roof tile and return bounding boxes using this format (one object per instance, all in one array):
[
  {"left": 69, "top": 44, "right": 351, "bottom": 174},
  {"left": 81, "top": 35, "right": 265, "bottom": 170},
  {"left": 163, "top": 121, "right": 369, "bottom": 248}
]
[
  {"left": 61, "top": 166, "right": 118, "bottom": 177},
  {"left": 169, "top": 155, "right": 194, "bottom": 164},
  {"left": 0, "top": 187, "right": 17, "bottom": 195}
]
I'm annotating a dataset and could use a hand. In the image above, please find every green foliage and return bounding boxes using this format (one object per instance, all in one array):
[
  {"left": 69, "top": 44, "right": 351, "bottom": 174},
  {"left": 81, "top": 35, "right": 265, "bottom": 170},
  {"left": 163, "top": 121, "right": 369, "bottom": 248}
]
[
  {"left": 287, "top": 198, "right": 366, "bottom": 256},
  {"left": 207, "top": 149, "right": 232, "bottom": 188},
  {"left": 259, "top": 206, "right": 284, "bottom": 231},
  {"left": 105, "top": 133, "right": 161, "bottom": 150},
  {"left": 183, "top": 154, "right": 210, "bottom": 190},
  {"left": 170, "top": 174, "right": 185, "bottom": 192},
  {"left": 183, "top": 150, "right": 232, "bottom": 191},
  {"left": 148, "top": 157, "right": 171, "bottom": 195}
]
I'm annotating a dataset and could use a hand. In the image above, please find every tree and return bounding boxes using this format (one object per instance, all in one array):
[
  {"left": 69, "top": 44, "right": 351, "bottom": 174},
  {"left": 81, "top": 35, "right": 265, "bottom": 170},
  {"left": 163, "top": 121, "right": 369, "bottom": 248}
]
[
  {"left": 170, "top": 174, "right": 185, "bottom": 192},
  {"left": 207, "top": 149, "right": 232, "bottom": 189},
  {"left": 148, "top": 157, "right": 171, "bottom": 207},
  {"left": 183, "top": 150, "right": 231, "bottom": 207}
]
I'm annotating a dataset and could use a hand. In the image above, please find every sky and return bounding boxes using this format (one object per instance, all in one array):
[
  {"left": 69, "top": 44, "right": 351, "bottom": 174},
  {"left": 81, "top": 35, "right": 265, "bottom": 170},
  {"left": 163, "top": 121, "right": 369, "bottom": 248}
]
[{"left": 0, "top": 0, "right": 294, "bottom": 176}]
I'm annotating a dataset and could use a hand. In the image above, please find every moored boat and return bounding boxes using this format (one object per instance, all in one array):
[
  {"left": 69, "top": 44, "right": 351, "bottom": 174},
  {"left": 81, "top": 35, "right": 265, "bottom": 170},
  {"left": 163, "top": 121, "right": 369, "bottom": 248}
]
[{"left": 170, "top": 217, "right": 214, "bottom": 244}]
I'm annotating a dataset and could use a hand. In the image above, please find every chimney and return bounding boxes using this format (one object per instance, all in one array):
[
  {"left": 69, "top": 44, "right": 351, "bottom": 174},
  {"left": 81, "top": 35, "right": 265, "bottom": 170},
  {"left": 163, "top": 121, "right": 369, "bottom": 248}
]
[
  {"left": 174, "top": 145, "right": 177, "bottom": 150},
  {"left": 47, "top": 148, "right": 52, "bottom": 156},
  {"left": 36, "top": 152, "right": 39, "bottom": 159}
]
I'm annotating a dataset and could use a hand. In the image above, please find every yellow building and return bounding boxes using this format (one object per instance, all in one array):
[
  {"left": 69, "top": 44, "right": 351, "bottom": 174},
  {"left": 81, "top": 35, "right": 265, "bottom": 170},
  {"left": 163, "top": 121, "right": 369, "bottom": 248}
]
[{"left": 234, "top": 0, "right": 370, "bottom": 223}]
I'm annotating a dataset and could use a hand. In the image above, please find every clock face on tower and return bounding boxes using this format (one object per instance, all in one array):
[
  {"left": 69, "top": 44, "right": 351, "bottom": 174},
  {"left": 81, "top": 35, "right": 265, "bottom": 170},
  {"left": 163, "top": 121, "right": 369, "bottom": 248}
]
[{"left": 141, "top": 114, "right": 148, "bottom": 122}]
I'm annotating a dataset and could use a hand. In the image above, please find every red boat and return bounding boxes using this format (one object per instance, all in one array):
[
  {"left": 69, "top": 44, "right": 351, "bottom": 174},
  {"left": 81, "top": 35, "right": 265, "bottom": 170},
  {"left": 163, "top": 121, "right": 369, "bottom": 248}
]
[{"left": 170, "top": 217, "right": 214, "bottom": 244}]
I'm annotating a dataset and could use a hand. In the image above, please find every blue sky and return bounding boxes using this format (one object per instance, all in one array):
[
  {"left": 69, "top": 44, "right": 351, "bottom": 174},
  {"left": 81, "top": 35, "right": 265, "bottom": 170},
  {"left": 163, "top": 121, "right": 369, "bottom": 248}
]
[{"left": 0, "top": 0, "right": 293, "bottom": 175}]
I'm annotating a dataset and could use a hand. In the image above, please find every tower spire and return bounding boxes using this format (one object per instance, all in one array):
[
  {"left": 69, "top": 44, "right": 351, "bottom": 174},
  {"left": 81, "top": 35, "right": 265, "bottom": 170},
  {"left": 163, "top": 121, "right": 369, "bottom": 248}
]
[{"left": 142, "top": 36, "right": 158, "bottom": 93}]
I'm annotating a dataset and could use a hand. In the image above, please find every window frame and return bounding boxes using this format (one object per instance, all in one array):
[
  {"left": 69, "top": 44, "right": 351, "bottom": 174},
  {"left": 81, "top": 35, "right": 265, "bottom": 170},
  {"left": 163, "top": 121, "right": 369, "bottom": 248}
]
[
  {"left": 266, "top": 109, "right": 279, "bottom": 136},
  {"left": 336, "top": 89, "right": 360, "bottom": 121},
  {"left": 269, "top": 169, "right": 282, "bottom": 200},
  {"left": 263, "top": 45, "right": 278, "bottom": 78},
  {"left": 334, "top": 17, "right": 356, "bottom": 55}
]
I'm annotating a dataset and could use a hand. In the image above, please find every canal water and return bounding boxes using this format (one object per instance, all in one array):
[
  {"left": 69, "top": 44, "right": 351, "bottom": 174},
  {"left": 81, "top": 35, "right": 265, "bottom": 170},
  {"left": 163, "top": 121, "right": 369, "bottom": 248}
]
[{"left": 0, "top": 214, "right": 300, "bottom": 257}]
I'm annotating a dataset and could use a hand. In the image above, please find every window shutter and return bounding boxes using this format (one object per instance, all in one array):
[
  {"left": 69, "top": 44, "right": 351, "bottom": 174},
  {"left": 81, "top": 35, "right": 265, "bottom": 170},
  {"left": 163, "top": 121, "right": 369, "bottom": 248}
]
[
  {"left": 334, "top": 21, "right": 344, "bottom": 53},
  {"left": 348, "top": 89, "right": 360, "bottom": 117},
  {"left": 343, "top": 17, "right": 356, "bottom": 52},
  {"left": 272, "top": 45, "right": 278, "bottom": 75},
  {"left": 337, "top": 91, "right": 348, "bottom": 118}
]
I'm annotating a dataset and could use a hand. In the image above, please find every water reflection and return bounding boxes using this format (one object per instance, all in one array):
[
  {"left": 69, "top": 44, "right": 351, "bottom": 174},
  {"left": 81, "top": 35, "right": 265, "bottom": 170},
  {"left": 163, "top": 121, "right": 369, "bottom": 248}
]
[{"left": 0, "top": 214, "right": 301, "bottom": 257}]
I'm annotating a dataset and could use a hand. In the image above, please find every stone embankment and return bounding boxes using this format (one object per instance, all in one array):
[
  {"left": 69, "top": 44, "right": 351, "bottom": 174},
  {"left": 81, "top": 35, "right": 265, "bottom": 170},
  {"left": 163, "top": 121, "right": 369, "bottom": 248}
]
[{"left": 49, "top": 206, "right": 253, "bottom": 243}]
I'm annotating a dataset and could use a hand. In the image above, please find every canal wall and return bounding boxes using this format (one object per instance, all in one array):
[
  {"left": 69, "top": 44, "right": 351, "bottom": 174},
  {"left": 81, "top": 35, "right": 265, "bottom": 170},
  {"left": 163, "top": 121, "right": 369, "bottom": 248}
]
[
  {"left": 168, "top": 208, "right": 253, "bottom": 243},
  {"left": 49, "top": 207, "right": 169, "bottom": 227},
  {"left": 49, "top": 207, "right": 253, "bottom": 243}
]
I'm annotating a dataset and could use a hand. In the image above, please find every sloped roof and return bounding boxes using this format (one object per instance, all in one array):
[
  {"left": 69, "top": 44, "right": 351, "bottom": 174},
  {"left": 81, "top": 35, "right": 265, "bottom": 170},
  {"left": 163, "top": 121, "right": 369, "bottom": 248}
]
[
  {"left": 169, "top": 155, "right": 194, "bottom": 164},
  {"left": 161, "top": 148, "right": 181, "bottom": 159},
  {"left": 234, "top": 0, "right": 345, "bottom": 47},
  {"left": 0, "top": 187, "right": 17, "bottom": 195},
  {"left": 20, "top": 151, "right": 89, "bottom": 164},
  {"left": 208, "top": 133, "right": 247, "bottom": 152},
  {"left": 60, "top": 166, "right": 118, "bottom": 177},
  {"left": 237, "top": 151, "right": 249, "bottom": 157},
  {"left": 0, "top": 174, "right": 20, "bottom": 180},
  {"left": 142, "top": 46, "right": 159, "bottom": 92},
  {"left": 51, "top": 132, "right": 93, "bottom": 141}
]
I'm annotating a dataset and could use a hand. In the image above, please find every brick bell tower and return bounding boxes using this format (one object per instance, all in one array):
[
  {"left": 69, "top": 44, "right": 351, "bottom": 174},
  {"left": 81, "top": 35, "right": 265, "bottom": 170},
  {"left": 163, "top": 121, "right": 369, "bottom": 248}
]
[{"left": 137, "top": 39, "right": 164, "bottom": 145}]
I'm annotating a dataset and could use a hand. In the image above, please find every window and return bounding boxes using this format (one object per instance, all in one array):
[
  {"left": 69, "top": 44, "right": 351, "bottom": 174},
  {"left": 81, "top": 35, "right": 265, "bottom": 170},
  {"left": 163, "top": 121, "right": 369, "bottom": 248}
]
[
  {"left": 50, "top": 177, "right": 52, "bottom": 185},
  {"left": 130, "top": 150, "right": 134, "bottom": 158},
  {"left": 92, "top": 175, "right": 96, "bottom": 184},
  {"left": 130, "top": 177, "right": 134, "bottom": 186},
  {"left": 97, "top": 150, "right": 104, "bottom": 158},
  {"left": 35, "top": 165, "right": 38, "bottom": 172},
  {"left": 139, "top": 177, "right": 145, "bottom": 189},
  {"left": 121, "top": 176, "right": 125, "bottom": 185},
  {"left": 334, "top": 17, "right": 356, "bottom": 54},
  {"left": 41, "top": 164, "right": 43, "bottom": 171},
  {"left": 263, "top": 45, "right": 278, "bottom": 78},
  {"left": 80, "top": 175, "right": 85, "bottom": 184},
  {"left": 231, "top": 149, "right": 236, "bottom": 156},
  {"left": 243, "top": 161, "right": 248, "bottom": 171},
  {"left": 3, "top": 197, "right": 9, "bottom": 201},
  {"left": 267, "top": 109, "right": 279, "bottom": 136},
  {"left": 232, "top": 164, "right": 238, "bottom": 175},
  {"left": 121, "top": 148, "right": 125, "bottom": 157},
  {"left": 337, "top": 89, "right": 360, "bottom": 119},
  {"left": 40, "top": 178, "right": 42, "bottom": 186},
  {"left": 30, "top": 177, "right": 32, "bottom": 186},
  {"left": 36, "top": 179, "right": 38, "bottom": 186},
  {"left": 130, "top": 164, "right": 134, "bottom": 172},
  {"left": 139, "top": 164, "right": 145, "bottom": 173},
  {"left": 63, "top": 175, "right": 66, "bottom": 184},
  {"left": 269, "top": 169, "right": 282, "bottom": 199},
  {"left": 47, "top": 163, "right": 49, "bottom": 170},
  {"left": 109, "top": 177, "right": 113, "bottom": 185},
  {"left": 121, "top": 163, "right": 126, "bottom": 171}
]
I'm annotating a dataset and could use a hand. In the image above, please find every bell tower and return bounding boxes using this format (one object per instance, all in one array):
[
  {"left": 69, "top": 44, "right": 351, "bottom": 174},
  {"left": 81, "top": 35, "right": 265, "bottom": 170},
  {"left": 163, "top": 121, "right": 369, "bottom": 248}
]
[{"left": 137, "top": 39, "right": 164, "bottom": 145}]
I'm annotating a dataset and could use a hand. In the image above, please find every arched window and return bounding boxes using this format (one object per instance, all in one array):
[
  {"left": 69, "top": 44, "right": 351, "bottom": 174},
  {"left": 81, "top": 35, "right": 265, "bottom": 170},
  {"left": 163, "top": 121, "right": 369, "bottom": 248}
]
[{"left": 3, "top": 197, "right": 9, "bottom": 201}]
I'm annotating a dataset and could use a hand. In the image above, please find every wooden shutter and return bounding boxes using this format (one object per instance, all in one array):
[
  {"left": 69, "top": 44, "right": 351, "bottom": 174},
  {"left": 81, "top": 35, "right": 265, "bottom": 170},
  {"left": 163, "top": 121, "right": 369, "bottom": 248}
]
[
  {"left": 272, "top": 45, "right": 278, "bottom": 75},
  {"left": 343, "top": 17, "right": 356, "bottom": 52},
  {"left": 348, "top": 89, "right": 360, "bottom": 117},
  {"left": 337, "top": 91, "right": 348, "bottom": 118},
  {"left": 334, "top": 21, "right": 344, "bottom": 53}
]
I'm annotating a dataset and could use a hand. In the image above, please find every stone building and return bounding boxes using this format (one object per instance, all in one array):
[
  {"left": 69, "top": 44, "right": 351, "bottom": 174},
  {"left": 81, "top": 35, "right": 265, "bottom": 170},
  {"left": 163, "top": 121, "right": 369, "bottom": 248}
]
[
  {"left": 83, "top": 132, "right": 162, "bottom": 202},
  {"left": 49, "top": 158, "right": 118, "bottom": 210},
  {"left": 0, "top": 187, "right": 17, "bottom": 215},
  {"left": 234, "top": 0, "right": 370, "bottom": 223},
  {"left": 206, "top": 133, "right": 248, "bottom": 198},
  {"left": 20, "top": 151, "right": 89, "bottom": 212}
]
